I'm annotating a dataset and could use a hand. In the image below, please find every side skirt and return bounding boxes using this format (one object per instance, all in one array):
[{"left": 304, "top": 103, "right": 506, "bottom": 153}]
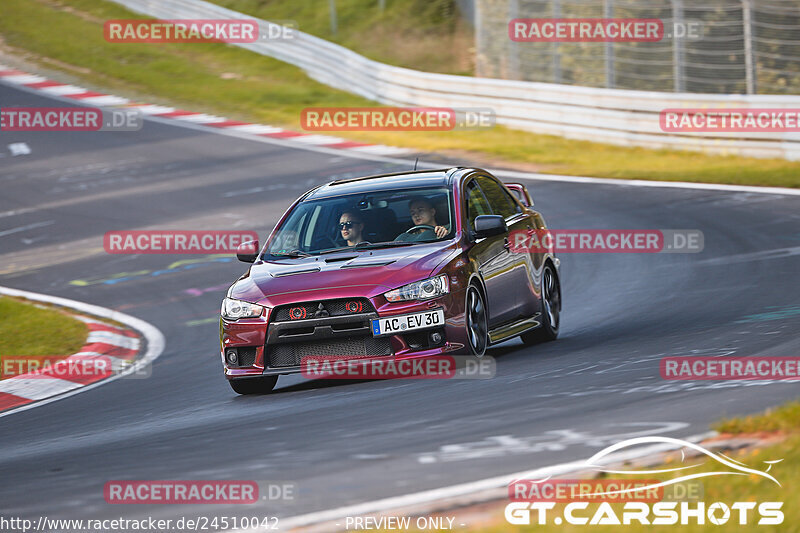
[{"left": 488, "top": 314, "right": 541, "bottom": 345}]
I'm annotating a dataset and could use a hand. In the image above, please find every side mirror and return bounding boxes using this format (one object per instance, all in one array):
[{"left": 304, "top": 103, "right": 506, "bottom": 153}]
[
  {"left": 473, "top": 215, "right": 507, "bottom": 239},
  {"left": 237, "top": 240, "right": 259, "bottom": 263}
]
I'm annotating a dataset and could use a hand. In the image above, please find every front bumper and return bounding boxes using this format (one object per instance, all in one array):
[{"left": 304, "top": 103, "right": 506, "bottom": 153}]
[{"left": 220, "top": 288, "right": 467, "bottom": 379}]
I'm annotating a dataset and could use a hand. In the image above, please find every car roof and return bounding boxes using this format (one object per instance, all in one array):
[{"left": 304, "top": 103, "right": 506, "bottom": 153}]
[{"left": 304, "top": 168, "right": 468, "bottom": 200}]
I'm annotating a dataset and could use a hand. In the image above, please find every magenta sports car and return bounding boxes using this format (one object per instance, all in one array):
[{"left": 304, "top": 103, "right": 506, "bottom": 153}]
[{"left": 219, "top": 167, "right": 561, "bottom": 394}]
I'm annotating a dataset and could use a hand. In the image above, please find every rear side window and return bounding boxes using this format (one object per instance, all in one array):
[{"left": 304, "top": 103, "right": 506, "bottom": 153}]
[
  {"left": 465, "top": 179, "right": 492, "bottom": 231},
  {"left": 476, "top": 176, "right": 519, "bottom": 219}
]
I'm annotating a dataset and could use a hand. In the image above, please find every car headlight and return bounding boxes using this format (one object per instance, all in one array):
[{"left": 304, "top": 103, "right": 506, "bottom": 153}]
[
  {"left": 221, "top": 297, "right": 264, "bottom": 320},
  {"left": 384, "top": 274, "right": 449, "bottom": 302}
]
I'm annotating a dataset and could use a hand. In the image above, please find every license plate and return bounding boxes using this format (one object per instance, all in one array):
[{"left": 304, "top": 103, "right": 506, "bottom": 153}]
[{"left": 372, "top": 309, "right": 445, "bottom": 336}]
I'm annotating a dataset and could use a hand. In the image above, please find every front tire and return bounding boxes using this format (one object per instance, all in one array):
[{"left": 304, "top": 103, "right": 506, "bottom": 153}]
[
  {"left": 466, "top": 285, "right": 488, "bottom": 356},
  {"left": 521, "top": 263, "right": 560, "bottom": 344},
  {"left": 229, "top": 375, "right": 278, "bottom": 395}
]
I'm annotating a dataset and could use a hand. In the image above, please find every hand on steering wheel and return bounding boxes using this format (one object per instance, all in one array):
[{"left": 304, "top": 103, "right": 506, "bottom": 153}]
[
  {"left": 404, "top": 224, "right": 436, "bottom": 235},
  {"left": 404, "top": 225, "right": 449, "bottom": 238}
]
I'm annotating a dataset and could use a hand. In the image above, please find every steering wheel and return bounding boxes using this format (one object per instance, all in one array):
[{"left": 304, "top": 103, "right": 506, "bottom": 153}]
[{"left": 404, "top": 224, "right": 436, "bottom": 235}]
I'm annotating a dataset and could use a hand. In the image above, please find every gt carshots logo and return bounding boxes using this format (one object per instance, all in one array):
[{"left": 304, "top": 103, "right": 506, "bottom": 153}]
[
  {"left": 504, "top": 436, "right": 784, "bottom": 526},
  {"left": 104, "top": 481, "right": 258, "bottom": 504}
]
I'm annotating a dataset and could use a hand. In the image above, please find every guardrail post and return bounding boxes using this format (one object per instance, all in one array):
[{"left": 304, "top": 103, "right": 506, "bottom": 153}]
[
  {"left": 604, "top": 0, "right": 615, "bottom": 88},
  {"left": 552, "top": 0, "right": 562, "bottom": 83},
  {"left": 671, "top": 0, "right": 685, "bottom": 92},
  {"left": 329, "top": 0, "right": 338, "bottom": 36},
  {"left": 509, "top": 0, "right": 521, "bottom": 79},
  {"left": 742, "top": 0, "right": 757, "bottom": 94}
]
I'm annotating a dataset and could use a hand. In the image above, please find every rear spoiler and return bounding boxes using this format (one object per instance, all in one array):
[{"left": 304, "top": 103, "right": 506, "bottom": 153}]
[{"left": 504, "top": 182, "right": 533, "bottom": 207}]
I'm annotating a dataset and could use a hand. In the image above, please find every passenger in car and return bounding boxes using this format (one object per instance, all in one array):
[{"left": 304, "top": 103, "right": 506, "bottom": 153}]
[
  {"left": 395, "top": 198, "right": 449, "bottom": 242},
  {"left": 339, "top": 210, "right": 366, "bottom": 246}
]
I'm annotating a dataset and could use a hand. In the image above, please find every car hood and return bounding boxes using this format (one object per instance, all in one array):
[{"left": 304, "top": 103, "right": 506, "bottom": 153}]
[{"left": 229, "top": 241, "right": 459, "bottom": 307}]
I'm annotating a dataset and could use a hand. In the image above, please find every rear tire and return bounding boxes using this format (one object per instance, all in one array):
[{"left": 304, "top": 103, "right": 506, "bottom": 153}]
[
  {"left": 521, "top": 263, "right": 560, "bottom": 345},
  {"left": 229, "top": 375, "right": 278, "bottom": 395}
]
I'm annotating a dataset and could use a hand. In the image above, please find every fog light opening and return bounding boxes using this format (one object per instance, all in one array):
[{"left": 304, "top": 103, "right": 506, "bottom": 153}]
[
  {"left": 430, "top": 331, "right": 443, "bottom": 345},
  {"left": 226, "top": 349, "right": 238, "bottom": 366}
]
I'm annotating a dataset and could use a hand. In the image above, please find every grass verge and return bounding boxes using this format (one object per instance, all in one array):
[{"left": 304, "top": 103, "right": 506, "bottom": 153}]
[
  {"left": 0, "top": 296, "right": 88, "bottom": 373},
  {"left": 0, "top": 0, "right": 798, "bottom": 187}
]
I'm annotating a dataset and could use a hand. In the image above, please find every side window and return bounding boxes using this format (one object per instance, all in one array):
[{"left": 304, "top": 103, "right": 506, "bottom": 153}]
[
  {"left": 476, "top": 176, "right": 519, "bottom": 219},
  {"left": 465, "top": 179, "right": 491, "bottom": 231}
]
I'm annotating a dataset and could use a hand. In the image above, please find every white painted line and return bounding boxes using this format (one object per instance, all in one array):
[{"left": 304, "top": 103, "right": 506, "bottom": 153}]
[
  {"left": 1, "top": 74, "right": 47, "bottom": 84},
  {"left": 0, "top": 207, "right": 37, "bottom": 219},
  {"left": 0, "top": 220, "right": 54, "bottom": 238},
  {"left": 39, "top": 85, "right": 90, "bottom": 96},
  {"left": 494, "top": 169, "right": 800, "bottom": 197},
  {"left": 127, "top": 104, "right": 177, "bottom": 115},
  {"left": 227, "top": 124, "right": 284, "bottom": 134},
  {"left": 8, "top": 142, "right": 31, "bottom": 156},
  {"left": 86, "top": 331, "right": 141, "bottom": 350},
  {"left": 290, "top": 134, "right": 347, "bottom": 145},
  {"left": 348, "top": 145, "right": 413, "bottom": 155},
  {"left": 77, "top": 95, "right": 130, "bottom": 106},
  {"left": 237, "top": 430, "right": 716, "bottom": 531},
  {"left": 174, "top": 113, "right": 227, "bottom": 124},
  {"left": 0, "top": 286, "right": 165, "bottom": 419},
  {"left": 0, "top": 377, "right": 82, "bottom": 400},
  {"left": 72, "top": 315, "right": 110, "bottom": 325},
  {"left": 65, "top": 353, "right": 136, "bottom": 372}
]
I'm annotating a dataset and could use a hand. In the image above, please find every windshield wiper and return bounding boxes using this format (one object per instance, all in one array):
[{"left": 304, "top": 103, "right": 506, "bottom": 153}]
[
  {"left": 319, "top": 246, "right": 357, "bottom": 255},
  {"left": 353, "top": 241, "right": 415, "bottom": 250},
  {"left": 319, "top": 241, "right": 415, "bottom": 255},
  {"left": 272, "top": 249, "right": 312, "bottom": 258}
]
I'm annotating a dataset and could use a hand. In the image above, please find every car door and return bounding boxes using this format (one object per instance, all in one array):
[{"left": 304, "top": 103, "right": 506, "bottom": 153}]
[
  {"left": 475, "top": 176, "right": 539, "bottom": 320},
  {"left": 464, "top": 177, "right": 517, "bottom": 328}
]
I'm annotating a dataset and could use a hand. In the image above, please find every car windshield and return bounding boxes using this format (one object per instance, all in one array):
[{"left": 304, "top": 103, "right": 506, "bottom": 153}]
[{"left": 266, "top": 187, "right": 454, "bottom": 259}]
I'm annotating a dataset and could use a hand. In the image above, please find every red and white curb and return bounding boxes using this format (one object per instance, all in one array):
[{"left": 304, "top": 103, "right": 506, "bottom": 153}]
[
  {"left": 0, "top": 63, "right": 411, "bottom": 156},
  {"left": 0, "top": 286, "right": 165, "bottom": 418}
]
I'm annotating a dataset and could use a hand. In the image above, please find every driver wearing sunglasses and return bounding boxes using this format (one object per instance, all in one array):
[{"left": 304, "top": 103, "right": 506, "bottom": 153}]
[{"left": 338, "top": 210, "right": 366, "bottom": 246}]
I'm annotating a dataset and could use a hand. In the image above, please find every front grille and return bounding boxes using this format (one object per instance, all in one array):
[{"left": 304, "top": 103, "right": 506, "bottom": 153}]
[
  {"left": 274, "top": 298, "right": 374, "bottom": 321},
  {"left": 238, "top": 347, "right": 257, "bottom": 367},
  {"left": 267, "top": 335, "right": 392, "bottom": 368}
]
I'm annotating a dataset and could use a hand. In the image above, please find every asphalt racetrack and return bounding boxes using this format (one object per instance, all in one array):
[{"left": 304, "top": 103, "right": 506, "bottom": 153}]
[{"left": 1, "top": 81, "right": 799, "bottom": 525}]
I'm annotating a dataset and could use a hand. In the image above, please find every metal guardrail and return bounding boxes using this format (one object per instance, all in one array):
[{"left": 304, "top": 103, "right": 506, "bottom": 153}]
[{"left": 109, "top": 0, "right": 800, "bottom": 160}]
